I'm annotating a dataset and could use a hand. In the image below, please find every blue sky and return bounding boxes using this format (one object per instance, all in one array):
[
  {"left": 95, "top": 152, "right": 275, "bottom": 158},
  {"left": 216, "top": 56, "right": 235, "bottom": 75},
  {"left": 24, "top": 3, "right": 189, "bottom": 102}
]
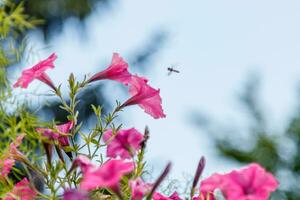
[{"left": 14, "top": 0, "right": 300, "bottom": 180}]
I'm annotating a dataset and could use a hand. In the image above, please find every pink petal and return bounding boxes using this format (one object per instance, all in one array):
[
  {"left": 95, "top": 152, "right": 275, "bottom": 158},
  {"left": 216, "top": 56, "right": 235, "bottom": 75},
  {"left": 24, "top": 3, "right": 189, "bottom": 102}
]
[
  {"left": 36, "top": 121, "right": 73, "bottom": 147},
  {"left": 56, "top": 121, "right": 73, "bottom": 146},
  {"left": 63, "top": 189, "right": 89, "bottom": 200},
  {"left": 199, "top": 163, "right": 278, "bottom": 200},
  {"left": 72, "top": 155, "right": 95, "bottom": 174},
  {"left": 13, "top": 53, "right": 57, "bottom": 89},
  {"left": 88, "top": 53, "right": 132, "bottom": 85},
  {"left": 4, "top": 178, "right": 36, "bottom": 200},
  {"left": 56, "top": 121, "right": 74, "bottom": 133},
  {"left": 80, "top": 159, "right": 134, "bottom": 191},
  {"left": 129, "top": 177, "right": 152, "bottom": 200},
  {"left": 103, "top": 128, "right": 144, "bottom": 159},
  {"left": 9, "top": 134, "right": 25, "bottom": 156},
  {"left": 123, "top": 75, "right": 166, "bottom": 119},
  {"left": 36, "top": 128, "right": 59, "bottom": 140}
]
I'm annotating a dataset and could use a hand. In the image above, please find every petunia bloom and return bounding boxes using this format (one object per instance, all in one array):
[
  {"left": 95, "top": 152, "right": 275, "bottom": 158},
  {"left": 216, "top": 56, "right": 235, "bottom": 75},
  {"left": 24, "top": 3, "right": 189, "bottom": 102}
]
[
  {"left": 80, "top": 159, "right": 134, "bottom": 192},
  {"left": 88, "top": 53, "right": 132, "bottom": 85},
  {"left": 0, "top": 134, "right": 26, "bottom": 179},
  {"left": 198, "top": 173, "right": 224, "bottom": 200},
  {"left": 122, "top": 75, "right": 166, "bottom": 119},
  {"left": 153, "top": 192, "right": 182, "bottom": 200},
  {"left": 199, "top": 163, "right": 278, "bottom": 200},
  {"left": 71, "top": 155, "right": 95, "bottom": 174},
  {"left": 36, "top": 121, "right": 73, "bottom": 147},
  {"left": 4, "top": 178, "right": 37, "bottom": 200},
  {"left": 103, "top": 128, "right": 144, "bottom": 159},
  {"left": 129, "top": 177, "right": 152, "bottom": 200},
  {"left": 0, "top": 159, "right": 15, "bottom": 177},
  {"left": 63, "top": 189, "right": 89, "bottom": 200},
  {"left": 36, "top": 121, "right": 74, "bottom": 162},
  {"left": 13, "top": 53, "right": 57, "bottom": 89},
  {"left": 55, "top": 121, "right": 74, "bottom": 146}
]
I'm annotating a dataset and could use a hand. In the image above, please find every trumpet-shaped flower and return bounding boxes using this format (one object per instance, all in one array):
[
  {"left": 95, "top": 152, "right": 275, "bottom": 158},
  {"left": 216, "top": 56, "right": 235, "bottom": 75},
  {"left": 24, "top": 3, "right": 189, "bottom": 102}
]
[
  {"left": 36, "top": 121, "right": 73, "bottom": 162},
  {"left": 122, "top": 75, "right": 166, "bottom": 119},
  {"left": 72, "top": 155, "right": 95, "bottom": 174},
  {"left": 88, "top": 53, "right": 132, "bottom": 85},
  {"left": 80, "top": 159, "right": 134, "bottom": 191},
  {"left": 55, "top": 121, "right": 74, "bottom": 146},
  {"left": 36, "top": 121, "right": 73, "bottom": 147},
  {"left": 103, "top": 128, "right": 144, "bottom": 159},
  {"left": 129, "top": 177, "right": 152, "bottom": 200},
  {"left": 13, "top": 53, "right": 57, "bottom": 89},
  {"left": 198, "top": 173, "right": 224, "bottom": 200},
  {"left": 200, "top": 163, "right": 278, "bottom": 200},
  {"left": 153, "top": 192, "right": 182, "bottom": 200},
  {"left": 4, "top": 178, "right": 37, "bottom": 200}
]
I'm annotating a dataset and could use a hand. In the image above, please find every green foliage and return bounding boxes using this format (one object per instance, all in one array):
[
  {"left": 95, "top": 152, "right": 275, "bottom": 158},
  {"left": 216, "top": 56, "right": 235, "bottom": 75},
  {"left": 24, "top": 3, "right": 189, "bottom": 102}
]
[
  {"left": 0, "top": 0, "right": 42, "bottom": 88},
  {"left": 0, "top": 1, "right": 42, "bottom": 37},
  {"left": 0, "top": 0, "right": 44, "bottom": 194},
  {"left": 16, "top": 0, "right": 113, "bottom": 39}
]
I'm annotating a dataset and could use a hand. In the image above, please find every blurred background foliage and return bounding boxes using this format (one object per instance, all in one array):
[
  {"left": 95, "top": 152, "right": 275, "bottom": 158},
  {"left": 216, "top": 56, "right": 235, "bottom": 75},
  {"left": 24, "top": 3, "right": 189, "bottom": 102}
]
[
  {"left": 0, "top": 0, "right": 44, "bottom": 193},
  {"left": 191, "top": 74, "right": 300, "bottom": 200}
]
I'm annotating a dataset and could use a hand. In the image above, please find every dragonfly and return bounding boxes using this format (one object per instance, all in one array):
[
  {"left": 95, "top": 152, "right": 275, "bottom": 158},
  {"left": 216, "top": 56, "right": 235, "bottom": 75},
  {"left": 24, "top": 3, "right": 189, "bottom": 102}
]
[{"left": 167, "top": 65, "right": 180, "bottom": 76}]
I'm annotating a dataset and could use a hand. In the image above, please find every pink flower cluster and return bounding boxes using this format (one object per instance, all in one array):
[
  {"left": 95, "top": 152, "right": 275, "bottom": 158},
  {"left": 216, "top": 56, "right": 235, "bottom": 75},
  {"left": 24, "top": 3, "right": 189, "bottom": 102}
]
[
  {"left": 103, "top": 128, "right": 144, "bottom": 159},
  {"left": 13, "top": 53, "right": 57, "bottom": 90},
  {"left": 14, "top": 53, "right": 166, "bottom": 119},
  {"left": 36, "top": 121, "right": 74, "bottom": 163},
  {"left": 67, "top": 128, "right": 151, "bottom": 199},
  {"left": 8, "top": 53, "right": 280, "bottom": 200},
  {"left": 0, "top": 134, "right": 26, "bottom": 179},
  {"left": 4, "top": 178, "right": 36, "bottom": 200},
  {"left": 198, "top": 163, "right": 278, "bottom": 200},
  {"left": 0, "top": 135, "right": 37, "bottom": 200}
]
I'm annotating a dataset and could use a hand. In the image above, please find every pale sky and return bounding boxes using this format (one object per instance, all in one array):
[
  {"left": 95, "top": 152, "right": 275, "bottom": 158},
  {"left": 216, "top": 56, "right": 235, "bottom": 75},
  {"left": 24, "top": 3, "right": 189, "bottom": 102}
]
[{"left": 13, "top": 0, "right": 300, "bottom": 180}]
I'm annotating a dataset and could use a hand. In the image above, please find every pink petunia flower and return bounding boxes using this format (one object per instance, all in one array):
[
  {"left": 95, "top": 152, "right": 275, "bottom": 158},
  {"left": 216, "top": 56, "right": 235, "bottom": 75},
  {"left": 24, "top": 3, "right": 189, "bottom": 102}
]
[
  {"left": 4, "top": 178, "right": 37, "bottom": 200},
  {"left": 72, "top": 155, "right": 95, "bottom": 174},
  {"left": 55, "top": 121, "right": 74, "bottom": 146},
  {"left": 129, "top": 177, "right": 152, "bottom": 200},
  {"left": 13, "top": 53, "right": 57, "bottom": 89},
  {"left": 199, "top": 163, "right": 278, "bottom": 200},
  {"left": 63, "top": 189, "right": 89, "bottom": 200},
  {"left": 80, "top": 159, "right": 134, "bottom": 192},
  {"left": 122, "top": 75, "right": 166, "bottom": 119},
  {"left": 198, "top": 173, "right": 225, "bottom": 200},
  {"left": 88, "top": 53, "right": 132, "bottom": 85},
  {"left": 36, "top": 121, "right": 74, "bottom": 162},
  {"left": 36, "top": 121, "right": 73, "bottom": 147},
  {"left": 153, "top": 192, "right": 182, "bottom": 200},
  {"left": 0, "top": 159, "right": 15, "bottom": 177},
  {"left": 103, "top": 128, "right": 144, "bottom": 159}
]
